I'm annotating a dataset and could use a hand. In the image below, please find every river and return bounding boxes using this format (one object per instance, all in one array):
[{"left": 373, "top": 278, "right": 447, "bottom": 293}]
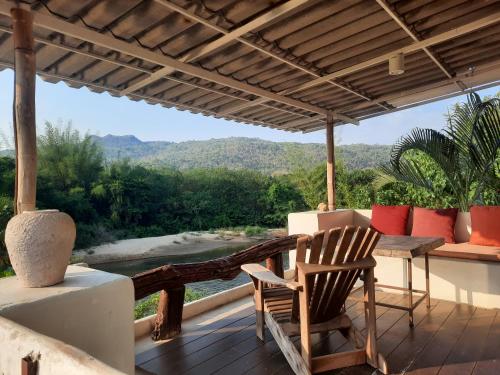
[{"left": 94, "top": 244, "right": 290, "bottom": 297}]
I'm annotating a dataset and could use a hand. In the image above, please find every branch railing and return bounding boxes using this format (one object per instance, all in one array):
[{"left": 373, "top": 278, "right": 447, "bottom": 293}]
[{"left": 131, "top": 235, "right": 302, "bottom": 340}]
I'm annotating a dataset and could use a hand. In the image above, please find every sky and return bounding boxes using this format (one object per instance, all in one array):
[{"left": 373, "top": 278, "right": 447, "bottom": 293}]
[{"left": 0, "top": 69, "right": 498, "bottom": 148}]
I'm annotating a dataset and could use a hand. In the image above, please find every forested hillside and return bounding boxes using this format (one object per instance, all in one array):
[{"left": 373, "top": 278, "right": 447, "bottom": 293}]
[{"left": 92, "top": 135, "right": 391, "bottom": 173}]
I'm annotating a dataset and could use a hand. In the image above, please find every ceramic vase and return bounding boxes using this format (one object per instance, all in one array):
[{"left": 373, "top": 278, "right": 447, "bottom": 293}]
[{"left": 5, "top": 209, "right": 76, "bottom": 287}]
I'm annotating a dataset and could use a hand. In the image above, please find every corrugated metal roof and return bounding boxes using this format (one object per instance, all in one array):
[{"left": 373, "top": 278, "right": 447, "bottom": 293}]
[{"left": 0, "top": 0, "right": 499, "bottom": 132}]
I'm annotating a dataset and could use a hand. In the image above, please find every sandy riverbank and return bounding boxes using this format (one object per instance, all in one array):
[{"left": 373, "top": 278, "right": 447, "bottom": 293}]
[{"left": 73, "top": 229, "right": 284, "bottom": 265}]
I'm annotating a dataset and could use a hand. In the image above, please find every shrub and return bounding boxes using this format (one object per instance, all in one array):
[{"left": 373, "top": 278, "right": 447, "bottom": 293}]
[
  {"left": 244, "top": 225, "right": 266, "bottom": 237},
  {"left": 134, "top": 288, "right": 206, "bottom": 319},
  {"left": 0, "top": 197, "right": 13, "bottom": 266},
  {"left": 0, "top": 266, "right": 14, "bottom": 278}
]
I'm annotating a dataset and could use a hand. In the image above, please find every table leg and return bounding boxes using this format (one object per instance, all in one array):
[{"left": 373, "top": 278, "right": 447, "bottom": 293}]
[
  {"left": 425, "top": 253, "right": 431, "bottom": 308},
  {"left": 407, "top": 258, "right": 414, "bottom": 328}
]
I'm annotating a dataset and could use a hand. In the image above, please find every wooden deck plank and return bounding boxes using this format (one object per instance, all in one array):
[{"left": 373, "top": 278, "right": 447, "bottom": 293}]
[
  {"left": 141, "top": 315, "right": 256, "bottom": 373},
  {"left": 375, "top": 298, "right": 449, "bottom": 358},
  {"left": 221, "top": 290, "right": 371, "bottom": 375},
  {"left": 472, "top": 311, "right": 500, "bottom": 375},
  {"left": 135, "top": 292, "right": 500, "bottom": 375},
  {"left": 136, "top": 305, "right": 255, "bottom": 365},
  {"left": 242, "top": 291, "right": 373, "bottom": 375},
  {"left": 331, "top": 292, "right": 407, "bottom": 355},
  {"left": 393, "top": 303, "right": 476, "bottom": 374},
  {"left": 214, "top": 330, "right": 280, "bottom": 375},
  {"left": 254, "top": 292, "right": 401, "bottom": 375},
  {"left": 438, "top": 308, "right": 497, "bottom": 375}
]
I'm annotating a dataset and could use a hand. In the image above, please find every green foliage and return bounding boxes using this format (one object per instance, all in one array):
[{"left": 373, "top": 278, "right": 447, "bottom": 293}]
[
  {"left": 290, "top": 161, "right": 376, "bottom": 210},
  {"left": 38, "top": 121, "right": 103, "bottom": 192},
  {"left": 0, "top": 266, "right": 14, "bottom": 278},
  {"left": 134, "top": 289, "right": 206, "bottom": 319},
  {"left": 2, "top": 93, "right": 496, "bottom": 254},
  {"left": 37, "top": 122, "right": 103, "bottom": 222},
  {"left": 180, "top": 168, "right": 271, "bottom": 230},
  {"left": 0, "top": 196, "right": 13, "bottom": 266},
  {"left": 380, "top": 93, "right": 500, "bottom": 211},
  {"left": 376, "top": 151, "right": 457, "bottom": 208},
  {"left": 94, "top": 135, "right": 391, "bottom": 173},
  {"left": 290, "top": 164, "right": 327, "bottom": 209},
  {"left": 244, "top": 226, "right": 266, "bottom": 237},
  {"left": 263, "top": 175, "right": 306, "bottom": 225}
]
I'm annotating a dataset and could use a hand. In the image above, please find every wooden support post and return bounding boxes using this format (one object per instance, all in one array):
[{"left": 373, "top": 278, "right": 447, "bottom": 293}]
[
  {"left": 254, "top": 279, "right": 265, "bottom": 341},
  {"left": 326, "top": 113, "right": 336, "bottom": 211},
  {"left": 363, "top": 267, "right": 378, "bottom": 369},
  {"left": 151, "top": 286, "right": 185, "bottom": 341},
  {"left": 12, "top": 6, "right": 37, "bottom": 214},
  {"left": 266, "top": 253, "right": 284, "bottom": 278},
  {"left": 21, "top": 356, "right": 38, "bottom": 375}
]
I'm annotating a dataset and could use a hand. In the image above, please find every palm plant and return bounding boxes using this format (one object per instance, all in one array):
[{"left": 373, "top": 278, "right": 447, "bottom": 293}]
[{"left": 379, "top": 93, "right": 500, "bottom": 211}]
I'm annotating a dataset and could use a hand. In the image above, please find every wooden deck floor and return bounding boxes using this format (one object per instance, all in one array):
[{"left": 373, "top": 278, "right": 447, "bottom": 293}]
[{"left": 136, "top": 291, "right": 500, "bottom": 375}]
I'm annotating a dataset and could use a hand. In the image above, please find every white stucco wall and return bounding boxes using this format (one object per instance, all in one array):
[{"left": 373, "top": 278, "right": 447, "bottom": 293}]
[
  {"left": 0, "top": 265, "right": 135, "bottom": 374},
  {"left": 0, "top": 316, "right": 125, "bottom": 375}
]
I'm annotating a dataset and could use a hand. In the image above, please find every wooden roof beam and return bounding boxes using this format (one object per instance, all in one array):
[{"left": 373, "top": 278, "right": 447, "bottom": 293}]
[
  {"left": 281, "top": 12, "right": 500, "bottom": 96},
  {"left": 155, "top": 0, "right": 389, "bottom": 116},
  {"left": 336, "top": 60, "right": 500, "bottom": 114},
  {"left": 120, "top": 0, "right": 310, "bottom": 96},
  {"left": 302, "top": 77, "right": 500, "bottom": 134},
  {"left": 0, "top": 3, "right": 357, "bottom": 125},
  {"left": 0, "top": 25, "right": 313, "bottom": 124},
  {"left": 375, "top": 0, "right": 468, "bottom": 91}
]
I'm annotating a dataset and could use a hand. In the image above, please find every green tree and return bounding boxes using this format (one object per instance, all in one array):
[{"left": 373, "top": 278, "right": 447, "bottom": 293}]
[
  {"left": 290, "top": 164, "right": 327, "bottom": 209},
  {"left": 379, "top": 93, "right": 500, "bottom": 211},
  {"left": 38, "top": 121, "right": 103, "bottom": 192},
  {"left": 263, "top": 176, "right": 306, "bottom": 226},
  {"left": 180, "top": 168, "right": 268, "bottom": 230},
  {"left": 96, "top": 160, "right": 183, "bottom": 234},
  {"left": 37, "top": 122, "right": 104, "bottom": 222},
  {"left": 0, "top": 157, "right": 15, "bottom": 266}
]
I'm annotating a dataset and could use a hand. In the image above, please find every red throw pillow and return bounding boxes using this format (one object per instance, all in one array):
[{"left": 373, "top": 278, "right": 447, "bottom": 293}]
[
  {"left": 469, "top": 206, "right": 500, "bottom": 247},
  {"left": 411, "top": 207, "right": 459, "bottom": 243},
  {"left": 370, "top": 205, "right": 411, "bottom": 235}
]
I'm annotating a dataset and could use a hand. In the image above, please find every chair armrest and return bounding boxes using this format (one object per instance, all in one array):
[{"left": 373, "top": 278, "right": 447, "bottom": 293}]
[
  {"left": 241, "top": 263, "right": 302, "bottom": 291},
  {"left": 296, "top": 256, "right": 376, "bottom": 276}
]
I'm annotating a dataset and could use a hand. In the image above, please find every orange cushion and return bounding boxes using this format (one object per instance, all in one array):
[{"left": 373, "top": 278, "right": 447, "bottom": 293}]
[
  {"left": 370, "top": 205, "right": 411, "bottom": 235},
  {"left": 411, "top": 207, "right": 459, "bottom": 243},
  {"left": 469, "top": 206, "right": 500, "bottom": 247}
]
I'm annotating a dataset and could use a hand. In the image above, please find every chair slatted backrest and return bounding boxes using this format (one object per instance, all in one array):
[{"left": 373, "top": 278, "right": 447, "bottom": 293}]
[{"left": 293, "top": 226, "right": 380, "bottom": 324}]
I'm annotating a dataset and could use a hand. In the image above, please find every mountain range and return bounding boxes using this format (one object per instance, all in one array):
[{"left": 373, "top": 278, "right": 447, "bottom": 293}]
[{"left": 91, "top": 135, "right": 391, "bottom": 174}]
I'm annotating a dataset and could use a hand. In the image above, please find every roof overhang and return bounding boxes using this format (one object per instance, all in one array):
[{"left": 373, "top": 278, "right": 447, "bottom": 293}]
[{"left": 0, "top": 0, "right": 498, "bottom": 132}]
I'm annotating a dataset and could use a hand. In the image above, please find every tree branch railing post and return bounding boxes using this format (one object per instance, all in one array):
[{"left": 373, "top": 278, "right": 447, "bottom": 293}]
[
  {"left": 151, "top": 286, "right": 185, "bottom": 341},
  {"left": 132, "top": 235, "right": 303, "bottom": 341}
]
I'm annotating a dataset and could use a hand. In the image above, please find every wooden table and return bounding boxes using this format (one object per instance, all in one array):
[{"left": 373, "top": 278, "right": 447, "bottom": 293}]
[{"left": 372, "top": 235, "right": 445, "bottom": 327}]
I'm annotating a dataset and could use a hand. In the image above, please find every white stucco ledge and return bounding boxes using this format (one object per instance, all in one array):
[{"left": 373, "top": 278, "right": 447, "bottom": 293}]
[
  {"left": 0, "top": 316, "right": 125, "bottom": 375},
  {"left": 0, "top": 265, "right": 135, "bottom": 374}
]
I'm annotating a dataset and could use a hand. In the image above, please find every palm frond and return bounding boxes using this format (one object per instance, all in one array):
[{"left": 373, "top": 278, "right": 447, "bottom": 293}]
[
  {"left": 388, "top": 128, "right": 461, "bottom": 188},
  {"left": 380, "top": 158, "right": 435, "bottom": 192}
]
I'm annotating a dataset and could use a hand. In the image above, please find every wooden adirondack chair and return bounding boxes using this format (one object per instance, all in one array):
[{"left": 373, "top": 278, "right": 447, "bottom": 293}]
[{"left": 241, "top": 226, "right": 388, "bottom": 375}]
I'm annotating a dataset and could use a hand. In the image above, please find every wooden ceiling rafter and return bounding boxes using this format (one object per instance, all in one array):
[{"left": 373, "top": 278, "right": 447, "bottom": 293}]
[
  {"left": 119, "top": 0, "right": 311, "bottom": 96},
  {"left": 0, "top": 1, "right": 498, "bottom": 133},
  {"left": 152, "top": 0, "right": 391, "bottom": 116},
  {"left": 279, "top": 12, "right": 500, "bottom": 96},
  {"left": 0, "top": 23, "right": 315, "bottom": 128},
  {"left": 0, "top": 2, "right": 361, "bottom": 125},
  {"left": 375, "top": 0, "right": 468, "bottom": 91}
]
